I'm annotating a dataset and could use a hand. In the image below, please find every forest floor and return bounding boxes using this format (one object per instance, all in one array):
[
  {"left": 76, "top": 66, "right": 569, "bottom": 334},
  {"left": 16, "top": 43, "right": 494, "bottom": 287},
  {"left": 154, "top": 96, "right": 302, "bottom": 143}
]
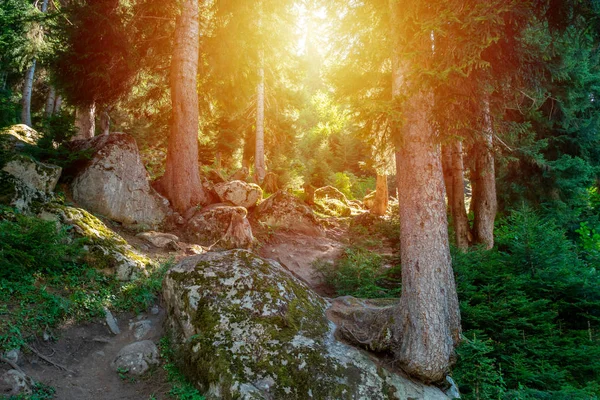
[{"left": 5, "top": 212, "right": 398, "bottom": 400}]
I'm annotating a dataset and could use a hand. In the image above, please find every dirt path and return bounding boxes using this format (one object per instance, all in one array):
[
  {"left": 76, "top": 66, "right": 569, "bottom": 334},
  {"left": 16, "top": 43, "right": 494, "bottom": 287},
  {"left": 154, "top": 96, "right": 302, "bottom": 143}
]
[{"left": 16, "top": 308, "right": 168, "bottom": 400}]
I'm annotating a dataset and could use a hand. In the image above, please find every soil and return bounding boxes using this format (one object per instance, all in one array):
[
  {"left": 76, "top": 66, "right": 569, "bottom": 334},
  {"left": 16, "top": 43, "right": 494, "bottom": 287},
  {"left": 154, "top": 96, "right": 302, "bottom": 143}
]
[{"left": 1, "top": 206, "right": 391, "bottom": 400}]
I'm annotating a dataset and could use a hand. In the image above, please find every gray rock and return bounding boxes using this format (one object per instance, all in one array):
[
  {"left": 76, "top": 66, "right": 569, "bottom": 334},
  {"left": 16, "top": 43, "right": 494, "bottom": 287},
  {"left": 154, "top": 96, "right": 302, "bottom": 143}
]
[
  {"left": 184, "top": 204, "right": 253, "bottom": 250},
  {"left": 314, "top": 185, "right": 349, "bottom": 205},
  {"left": 0, "top": 124, "right": 40, "bottom": 150},
  {"left": 162, "top": 250, "right": 449, "bottom": 400},
  {"left": 0, "top": 370, "right": 33, "bottom": 396},
  {"left": 45, "top": 205, "right": 151, "bottom": 281},
  {"left": 214, "top": 180, "right": 263, "bottom": 209},
  {"left": 111, "top": 340, "right": 159, "bottom": 375},
  {"left": 445, "top": 376, "right": 461, "bottom": 399},
  {"left": 150, "top": 305, "right": 160, "bottom": 315},
  {"left": 3, "top": 349, "right": 19, "bottom": 364},
  {"left": 254, "top": 190, "right": 324, "bottom": 236},
  {"left": 70, "top": 134, "right": 170, "bottom": 228},
  {"left": 2, "top": 155, "right": 61, "bottom": 195},
  {"left": 0, "top": 169, "right": 50, "bottom": 213},
  {"left": 136, "top": 231, "right": 179, "bottom": 249},
  {"left": 129, "top": 320, "right": 152, "bottom": 340},
  {"left": 104, "top": 307, "right": 120, "bottom": 335}
]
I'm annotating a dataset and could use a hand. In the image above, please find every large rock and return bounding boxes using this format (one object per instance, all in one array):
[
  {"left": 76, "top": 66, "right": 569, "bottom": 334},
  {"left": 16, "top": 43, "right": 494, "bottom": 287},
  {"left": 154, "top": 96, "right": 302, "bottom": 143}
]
[
  {"left": 70, "top": 134, "right": 170, "bottom": 228},
  {"left": 214, "top": 180, "right": 263, "bottom": 209},
  {"left": 184, "top": 205, "right": 253, "bottom": 250},
  {"left": 0, "top": 124, "right": 41, "bottom": 150},
  {"left": 254, "top": 191, "right": 324, "bottom": 236},
  {"left": 162, "top": 250, "right": 449, "bottom": 400},
  {"left": 314, "top": 186, "right": 349, "bottom": 205},
  {"left": 3, "top": 154, "right": 61, "bottom": 195},
  {"left": 45, "top": 204, "right": 151, "bottom": 281},
  {"left": 0, "top": 170, "right": 46, "bottom": 212}
]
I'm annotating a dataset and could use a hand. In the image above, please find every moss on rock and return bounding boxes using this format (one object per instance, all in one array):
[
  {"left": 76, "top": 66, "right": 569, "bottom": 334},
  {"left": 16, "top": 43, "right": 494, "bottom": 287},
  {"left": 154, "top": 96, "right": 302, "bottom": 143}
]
[
  {"left": 45, "top": 204, "right": 151, "bottom": 280},
  {"left": 162, "top": 250, "right": 450, "bottom": 400}
]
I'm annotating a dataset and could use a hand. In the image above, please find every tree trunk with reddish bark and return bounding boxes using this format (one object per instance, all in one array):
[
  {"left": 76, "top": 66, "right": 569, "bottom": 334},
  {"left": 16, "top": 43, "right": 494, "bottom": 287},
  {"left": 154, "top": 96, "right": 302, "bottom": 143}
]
[
  {"left": 157, "top": 0, "right": 207, "bottom": 213},
  {"left": 74, "top": 103, "right": 96, "bottom": 140},
  {"left": 442, "top": 141, "right": 470, "bottom": 251},
  {"left": 371, "top": 174, "right": 388, "bottom": 216},
  {"left": 471, "top": 100, "right": 497, "bottom": 249}
]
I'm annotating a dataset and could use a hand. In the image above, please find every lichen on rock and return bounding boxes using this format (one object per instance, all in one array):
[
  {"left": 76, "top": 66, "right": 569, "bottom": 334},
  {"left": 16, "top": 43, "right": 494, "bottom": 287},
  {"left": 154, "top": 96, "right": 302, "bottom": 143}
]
[
  {"left": 162, "top": 250, "right": 449, "bottom": 400},
  {"left": 214, "top": 180, "right": 263, "bottom": 209},
  {"left": 45, "top": 204, "right": 151, "bottom": 281},
  {"left": 254, "top": 191, "right": 324, "bottom": 236},
  {"left": 184, "top": 205, "right": 254, "bottom": 250}
]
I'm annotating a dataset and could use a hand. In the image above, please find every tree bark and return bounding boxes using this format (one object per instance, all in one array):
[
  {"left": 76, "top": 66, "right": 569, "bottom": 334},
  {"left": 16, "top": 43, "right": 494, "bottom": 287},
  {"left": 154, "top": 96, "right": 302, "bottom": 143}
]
[
  {"left": 157, "top": 0, "right": 207, "bottom": 214},
  {"left": 471, "top": 99, "right": 497, "bottom": 249},
  {"left": 371, "top": 174, "right": 388, "bottom": 216},
  {"left": 255, "top": 59, "right": 266, "bottom": 183},
  {"left": 389, "top": 0, "right": 460, "bottom": 383},
  {"left": 53, "top": 95, "right": 62, "bottom": 114},
  {"left": 99, "top": 107, "right": 110, "bottom": 135},
  {"left": 21, "top": 60, "right": 36, "bottom": 127},
  {"left": 74, "top": 103, "right": 96, "bottom": 140},
  {"left": 44, "top": 86, "right": 56, "bottom": 118},
  {"left": 442, "top": 141, "right": 470, "bottom": 251}
]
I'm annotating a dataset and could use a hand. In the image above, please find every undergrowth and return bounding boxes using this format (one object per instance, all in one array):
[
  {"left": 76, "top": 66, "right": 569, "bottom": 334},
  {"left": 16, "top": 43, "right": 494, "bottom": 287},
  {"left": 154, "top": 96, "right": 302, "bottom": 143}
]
[
  {"left": 159, "top": 337, "right": 206, "bottom": 400},
  {"left": 0, "top": 207, "right": 174, "bottom": 352}
]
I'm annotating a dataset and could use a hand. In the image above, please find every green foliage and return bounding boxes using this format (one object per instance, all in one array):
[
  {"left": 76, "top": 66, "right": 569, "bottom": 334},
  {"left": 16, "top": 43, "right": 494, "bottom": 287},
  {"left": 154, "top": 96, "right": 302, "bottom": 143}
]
[
  {"left": 0, "top": 88, "right": 20, "bottom": 128},
  {"left": 159, "top": 336, "right": 206, "bottom": 400},
  {"left": 452, "top": 207, "right": 600, "bottom": 399},
  {"left": 0, "top": 208, "right": 174, "bottom": 352},
  {"left": 0, "top": 214, "right": 85, "bottom": 281},
  {"left": 316, "top": 246, "right": 401, "bottom": 298}
]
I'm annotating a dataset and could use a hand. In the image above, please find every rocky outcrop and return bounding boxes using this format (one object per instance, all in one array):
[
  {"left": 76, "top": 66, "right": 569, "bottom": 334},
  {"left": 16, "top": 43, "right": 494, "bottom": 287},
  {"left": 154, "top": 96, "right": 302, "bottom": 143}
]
[
  {"left": 184, "top": 205, "right": 253, "bottom": 250},
  {"left": 214, "top": 180, "right": 263, "bottom": 209},
  {"left": 136, "top": 231, "right": 180, "bottom": 249},
  {"left": 44, "top": 205, "right": 151, "bottom": 281},
  {"left": 0, "top": 124, "right": 41, "bottom": 150},
  {"left": 70, "top": 134, "right": 170, "bottom": 228},
  {"left": 3, "top": 154, "right": 61, "bottom": 195},
  {"left": 254, "top": 191, "right": 324, "bottom": 236},
  {"left": 162, "top": 250, "right": 449, "bottom": 400},
  {"left": 314, "top": 186, "right": 349, "bottom": 205},
  {"left": 0, "top": 369, "right": 34, "bottom": 396}
]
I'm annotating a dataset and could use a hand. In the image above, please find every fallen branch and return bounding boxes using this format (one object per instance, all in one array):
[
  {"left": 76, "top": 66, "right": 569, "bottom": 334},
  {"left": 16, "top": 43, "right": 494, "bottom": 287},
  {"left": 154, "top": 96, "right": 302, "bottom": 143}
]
[{"left": 23, "top": 344, "right": 76, "bottom": 375}]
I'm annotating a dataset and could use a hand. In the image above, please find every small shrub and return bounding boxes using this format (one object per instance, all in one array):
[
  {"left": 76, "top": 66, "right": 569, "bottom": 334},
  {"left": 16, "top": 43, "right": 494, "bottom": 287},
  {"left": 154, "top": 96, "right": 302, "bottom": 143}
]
[{"left": 316, "top": 246, "right": 401, "bottom": 298}]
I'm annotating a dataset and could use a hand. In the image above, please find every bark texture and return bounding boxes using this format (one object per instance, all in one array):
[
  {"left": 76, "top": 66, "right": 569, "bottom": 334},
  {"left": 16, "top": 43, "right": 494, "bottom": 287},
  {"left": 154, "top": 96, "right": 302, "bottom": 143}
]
[
  {"left": 99, "top": 107, "right": 110, "bottom": 135},
  {"left": 21, "top": 60, "right": 36, "bottom": 127},
  {"left": 255, "top": 61, "right": 266, "bottom": 183},
  {"left": 74, "top": 103, "right": 96, "bottom": 140},
  {"left": 471, "top": 100, "right": 497, "bottom": 249},
  {"left": 158, "top": 0, "right": 207, "bottom": 213},
  {"left": 442, "top": 142, "right": 470, "bottom": 251},
  {"left": 389, "top": 0, "right": 460, "bottom": 383},
  {"left": 371, "top": 174, "right": 388, "bottom": 216},
  {"left": 44, "top": 86, "right": 56, "bottom": 118},
  {"left": 53, "top": 95, "right": 62, "bottom": 113}
]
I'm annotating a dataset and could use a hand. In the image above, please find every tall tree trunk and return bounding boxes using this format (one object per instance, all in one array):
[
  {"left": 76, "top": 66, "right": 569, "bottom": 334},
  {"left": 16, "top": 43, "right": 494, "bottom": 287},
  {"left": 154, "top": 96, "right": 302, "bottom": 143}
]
[
  {"left": 157, "top": 0, "right": 206, "bottom": 213},
  {"left": 371, "top": 174, "right": 388, "bottom": 216},
  {"left": 44, "top": 86, "right": 56, "bottom": 118},
  {"left": 99, "top": 107, "right": 110, "bottom": 135},
  {"left": 442, "top": 141, "right": 470, "bottom": 251},
  {"left": 389, "top": 0, "right": 460, "bottom": 383},
  {"left": 53, "top": 95, "right": 62, "bottom": 114},
  {"left": 255, "top": 58, "right": 266, "bottom": 183},
  {"left": 74, "top": 103, "right": 96, "bottom": 140},
  {"left": 472, "top": 99, "right": 497, "bottom": 249},
  {"left": 21, "top": 60, "right": 36, "bottom": 126},
  {"left": 20, "top": 0, "right": 49, "bottom": 127}
]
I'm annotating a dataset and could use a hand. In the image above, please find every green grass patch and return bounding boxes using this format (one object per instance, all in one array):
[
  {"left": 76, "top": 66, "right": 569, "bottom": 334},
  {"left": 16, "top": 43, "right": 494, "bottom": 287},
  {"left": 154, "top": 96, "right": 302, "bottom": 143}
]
[{"left": 159, "top": 336, "right": 206, "bottom": 400}]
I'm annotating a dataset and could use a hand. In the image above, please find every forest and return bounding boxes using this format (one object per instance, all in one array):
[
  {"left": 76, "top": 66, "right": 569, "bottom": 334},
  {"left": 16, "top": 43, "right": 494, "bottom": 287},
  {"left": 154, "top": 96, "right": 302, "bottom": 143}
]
[{"left": 1, "top": 0, "right": 600, "bottom": 399}]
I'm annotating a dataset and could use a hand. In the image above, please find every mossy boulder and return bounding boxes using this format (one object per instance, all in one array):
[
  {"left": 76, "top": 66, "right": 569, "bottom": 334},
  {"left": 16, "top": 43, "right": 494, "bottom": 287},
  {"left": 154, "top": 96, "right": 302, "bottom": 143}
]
[
  {"left": 254, "top": 191, "right": 324, "bottom": 236},
  {"left": 184, "top": 204, "right": 254, "bottom": 250},
  {"left": 3, "top": 154, "right": 61, "bottom": 195},
  {"left": 70, "top": 133, "right": 171, "bottom": 228},
  {"left": 162, "top": 250, "right": 449, "bottom": 400},
  {"left": 314, "top": 197, "right": 352, "bottom": 217},
  {"left": 0, "top": 168, "right": 49, "bottom": 213},
  {"left": 314, "top": 186, "right": 350, "bottom": 205},
  {"left": 363, "top": 191, "right": 376, "bottom": 210},
  {"left": 44, "top": 204, "right": 151, "bottom": 280},
  {"left": 0, "top": 124, "right": 41, "bottom": 150},
  {"left": 215, "top": 180, "right": 263, "bottom": 209}
]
